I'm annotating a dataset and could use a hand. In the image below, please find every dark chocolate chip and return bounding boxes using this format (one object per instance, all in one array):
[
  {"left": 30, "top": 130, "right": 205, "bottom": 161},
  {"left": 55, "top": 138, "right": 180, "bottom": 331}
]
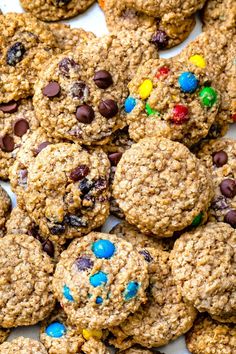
[
  {"left": 6, "top": 42, "right": 26, "bottom": 66},
  {"left": 224, "top": 210, "right": 236, "bottom": 228},
  {"left": 58, "top": 57, "right": 77, "bottom": 76},
  {"left": 0, "top": 102, "right": 18, "bottom": 113},
  {"left": 0, "top": 135, "right": 15, "bottom": 152},
  {"left": 108, "top": 152, "right": 122, "bottom": 166},
  {"left": 79, "top": 178, "right": 94, "bottom": 196},
  {"left": 211, "top": 195, "right": 228, "bottom": 210},
  {"left": 93, "top": 70, "right": 113, "bottom": 89},
  {"left": 212, "top": 150, "right": 228, "bottom": 167},
  {"left": 71, "top": 81, "right": 89, "bottom": 99},
  {"left": 50, "top": 224, "right": 66, "bottom": 235},
  {"left": 76, "top": 104, "right": 94, "bottom": 124},
  {"left": 220, "top": 179, "right": 236, "bottom": 198},
  {"left": 70, "top": 165, "right": 90, "bottom": 182},
  {"left": 64, "top": 215, "right": 88, "bottom": 228},
  {"left": 42, "top": 82, "right": 61, "bottom": 98},
  {"left": 29, "top": 225, "right": 42, "bottom": 240},
  {"left": 42, "top": 239, "right": 55, "bottom": 257},
  {"left": 34, "top": 141, "right": 51, "bottom": 156},
  {"left": 98, "top": 99, "right": 118, "bottom": 118},
  {"left": 75, "top": 256, "right": 94, "bottom": 271},
  {"left": 151, "top": 30, "right": 169, "bottom": 49},
  {"left": 139, "top": 249, "right": 153, "bottom": 263},
  {"left": 13, "top": 118, "right": 29, "bottom": 137}
]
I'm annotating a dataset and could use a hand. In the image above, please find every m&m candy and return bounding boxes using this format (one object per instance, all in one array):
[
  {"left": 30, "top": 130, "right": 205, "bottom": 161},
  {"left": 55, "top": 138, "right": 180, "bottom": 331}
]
[
  {"left": 92, "top": 239, "right": 115, "bottom": 259},
  {"left": 45, "top": 322, "right": 67, "bottom": 338},
  {"left": 178, "top": 72, "right": 198, "bottom": 93}
]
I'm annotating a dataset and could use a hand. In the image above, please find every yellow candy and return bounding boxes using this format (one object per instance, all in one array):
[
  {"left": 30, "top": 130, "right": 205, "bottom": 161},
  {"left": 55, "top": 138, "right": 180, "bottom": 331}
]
[
  {"left": 82, "top": 329, "right": 103, "bottom": 341},
  {"left": 139, "top": 79, "right": 153, "bottom": 99},
  {"left": 189, "top": 55, "right": 206, "bottom": 69}
]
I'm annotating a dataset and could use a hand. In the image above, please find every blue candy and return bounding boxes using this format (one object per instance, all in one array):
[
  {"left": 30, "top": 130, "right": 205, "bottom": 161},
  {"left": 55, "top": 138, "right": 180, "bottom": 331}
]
[
  {"left": 92, "top": 239, "right": 115, "bottom": 259},
  {"left": 124, "top": 97, "right": 136, "bottom": 113},
  {"left": 63, "top": 285, "right": 74, "bottom": 302},
  {"left": 178, "top": 72, "right": 198, "bottom": 93},
  {"left": 90, "top": 271, "right": 108, "bottom": 287},
  {"left": 124, "top": 281, "right": 139, "bottom": 301},
  {"left": 46, "top": 322, "right": 67, "bottom": 338},
  {"left": 96, "top": 296, "right": 103, "bottom": 304}
]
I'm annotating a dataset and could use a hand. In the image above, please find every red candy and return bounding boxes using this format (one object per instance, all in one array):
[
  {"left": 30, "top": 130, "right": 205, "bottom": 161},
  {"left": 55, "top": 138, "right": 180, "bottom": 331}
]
[
  {"left": 156, "top": 66, "right": 170, "bottom": 78},
  {"left": 232, "top": 113, "right": 236, "bottom": 122},
  {"left": 172, "top": 104, "right": 189, "bottom": 124}
]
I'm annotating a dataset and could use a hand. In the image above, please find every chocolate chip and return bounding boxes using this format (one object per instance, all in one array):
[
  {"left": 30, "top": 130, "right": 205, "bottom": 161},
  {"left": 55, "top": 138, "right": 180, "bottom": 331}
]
[
  {"left": 6, "top": 42, "right": 26, "bottom": 66},
  {"left": 42, "top": 82, "right": 61, "bottom": 98},
  {"left": 13, "top": 118, "right": 29, "bottom": 137},
  {"left": 76, "top": 104, "right": 94, "bottom": 124},
  {"left": 0, "top": 102, "right": 18, "bottom": 113},
  {"left": 93, "top": 70, "right": 113, "bottom": 89},
  {"left": 29, "top": 226, "right": 42, "bottom": 240},
  {"left": 75, "top": 256, "right": 93, "bottom": 271},
  {"left": 212, "top": 150, "right": 228, "bottom": 167},
  {"left": 42, "top": 239, "right": 55, "bottom": 257},
  {"left": 50, "top": 224, "right": 66, "bottom": 235},
  {"left": 151, "top": 30, "right": 169, "bottom": 49},
  {"left": 34, "top": 141, "right": 51, "bottom": 156},
  {"left": 98, "top": 99, "right": 118, "bottom": 118},
  {"left": 58, "top": 57, "right": 77, "bottom": 76},
  {"left": 224, "top": 210, "right": 236, "bottom": 228},
  {"left": 0, "top": 135, "right": 14, "bottom": 152},
  {"left": 70, "top": 165, "right": 90, "bottom": 182},
  {"left": 211, "top": 195, "right": 228, "bottom": 210},
  {"left": 79, "top": 178, "right": 94, "bottom": 196},
  {"left": 64, "top": 215, "right": 88, "bottom": 228},
  {"left": 139, "top": 249, "right": 153, "bottom": 263},
  {"left": 71, "top": 81, "right": 89, "bottom": 99},
  {"left": 220, "top": 179, "right": 236, "bottom": 198},
  {"left": 108, "top": 152, "right": 122, "bottom": 166}
]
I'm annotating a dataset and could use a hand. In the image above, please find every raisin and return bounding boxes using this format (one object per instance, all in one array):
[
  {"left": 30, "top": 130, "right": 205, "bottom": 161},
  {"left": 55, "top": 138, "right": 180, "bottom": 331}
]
[{"left": 6, "top": 42, "right": 26, "bottom": 66}]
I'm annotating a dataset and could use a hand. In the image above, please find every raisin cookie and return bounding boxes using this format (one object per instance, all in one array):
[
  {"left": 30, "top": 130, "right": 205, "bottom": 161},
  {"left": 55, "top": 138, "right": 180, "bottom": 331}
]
[
  {"left": 23, "top": 143, "right": 110, "bottom": 244},
  {"left": 0, "top": 13, "right": 56, "bottom": 103},
  {"left": 126, "top": 57, "right": 219, "bottom": 147},
  {"left": 0, "top": 337, "right": 48, "bottom": 354},
  {"left": 171, "top": 222, "right": 236, "bottom": 323},
  {"left": 0, "top": 99, "right": 39, "bottom": 180},
  {"left": 0, "top": 186, "right": 11, "bottom": 238},
  {"left": 33, "top": 30, "right": 158, "bottom": 145},
  {"left": 113, "top": 137, "right": 213, "bottom": 237},
  {"left": 20, "top": 0, "right": 95, "bottom": 22},
  {"left": 53, "top": 232, "right": 149, "bottom": 329},
  {"left": 201, "top": 0, "right": 236, "bottom": 30},
  {"left": 186, "top": 315, "right": 236, "bottom": 354},
  {"left": 0, "top": 233, "right": 55, "bottom": 328}
]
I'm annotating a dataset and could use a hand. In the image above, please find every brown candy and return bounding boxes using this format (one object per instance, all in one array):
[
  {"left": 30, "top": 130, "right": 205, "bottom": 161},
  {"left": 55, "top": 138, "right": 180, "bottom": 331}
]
[
  {"left": 43, "top": 82, "right": 61, "bottom": 98},
  {"left": 0, "top": 135, "right": 15, "bottom": 152},
  {"left": 13, "top": 118, "right": 29, "bottom": 137},
  {"left": 98, "top": 99, "right": 118, "bottom": 118}
]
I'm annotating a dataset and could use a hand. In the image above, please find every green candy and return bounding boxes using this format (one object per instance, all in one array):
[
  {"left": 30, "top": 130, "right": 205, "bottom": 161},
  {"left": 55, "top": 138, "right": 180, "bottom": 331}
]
[
  {"left": 145, "top": 103, "right": 159, "bottom": 116},
  {"left": 199, "top": 87, "right": 217, "bottom": 107},
  {"left": 191, "top": 212, "right": 203, "bottom": 227}
]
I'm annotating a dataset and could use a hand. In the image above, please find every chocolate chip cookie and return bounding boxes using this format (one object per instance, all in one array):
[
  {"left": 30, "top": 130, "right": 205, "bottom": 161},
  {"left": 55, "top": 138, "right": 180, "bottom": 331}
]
[
  {"left": 126, "top": 57, "right": 219, "bottom": 147},
  {"left": 0, "top": 233, "right": 55, "bottom": 328},
  {"left": 113, "top": 137, "right": 213, "bottom": 237},
  {"left": 201, "top": 0, "right": 236, "bottom": 30},
  {"left": 53, "top": 232, "right": 149, "bottom": 329},
  {"left": 171, "top": 222, "right": 236, "bottom": 323},
  {"left": 0, "top": 13, "right": 57, "bottom": 103},
  {"left": 20, "top": 0, "right": 95, "bottom": 22},
  {"left": 0, "top": 337, "right": 48, "bottom": 354},
  {"left": 33, "top": 30, "right": 158, "bottom": 145},
  {"left": 0, "top": 99, "right": 39, "bottom": 180},
  {"left": 0, "top": 186, "right": 11, "bottom": 238},
  {"left": 186, "top": 315, "right": 236, "bottom": 354}
]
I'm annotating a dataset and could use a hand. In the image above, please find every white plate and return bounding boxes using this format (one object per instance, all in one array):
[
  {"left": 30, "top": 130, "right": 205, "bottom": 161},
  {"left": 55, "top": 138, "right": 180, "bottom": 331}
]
[{"left": 0, "top": 1, "right": 235, "bottom": 352}]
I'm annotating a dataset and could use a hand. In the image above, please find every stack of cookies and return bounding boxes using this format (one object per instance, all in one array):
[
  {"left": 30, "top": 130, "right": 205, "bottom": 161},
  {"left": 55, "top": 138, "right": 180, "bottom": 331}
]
[{"left": 0, "top": 0, "right": 235, "bottom": 353}]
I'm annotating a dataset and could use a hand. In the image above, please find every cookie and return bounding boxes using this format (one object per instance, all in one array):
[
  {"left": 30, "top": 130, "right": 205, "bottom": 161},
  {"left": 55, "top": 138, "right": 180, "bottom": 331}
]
[
  {"left": 53, "top": 232, "right": 149, "bottom": 329},
  {"left": 113, "top": 137, "right": 213, "bottom": 237},
  {"left": 122, "top": 348, "right": 163, "bottom": 354},
  {"left": 0, "top": 328, "right": 10, "bottom": 344},
  {"left": 186, "top": 315, "right": 236, "bottom": 354},
  {"left": 33, "top": 30, "right": 158, "bottom": 145},
  {"left": 171, "top": 222, "right": 236, "bottom": 322},
  {"left": 0, "top": 186, "right": 11, "bottom": 238},
  {"left": 6, "top": 207, "right": 63, "bottom": 261},
  {"left": 126, "top": 57, "right": 220, "bottom": 147},
  {"left": 197, "top": 139, "right": 236, "bottom": 228},
  {"left": 23, "top": 143, "right": 110, "bottom": 243},
  {"left": 201, "top": 0, "right": 236, "bottom": 30},
  {"left": 0, "top": 99, "right": 39, "bottom": 180},
  {"left": 0, "top": 13, "right": 57, "bottom": 103},
  {"left": 40, "top": 306, "right": 85, "bottom": 354},
  {"left": 100, "top": 0, "right": 201, "bottom": 49},
  {"left": 0, "top": 233, "right": 55, "bottom": 327},
  {"left": 0, "top": 337, "right": 47, "bottom": 354},
  {"left": 20, "top": 0, "right": 95, "bottom": 22},
  {"left": 110, "top": 247, "right": 197, "bottom": 349},
  {"left": 81, "top": 338, "right": 111, "bottom": 354},
  {"left": 48, "top": 23, "right": 95, "bottom": 52}
]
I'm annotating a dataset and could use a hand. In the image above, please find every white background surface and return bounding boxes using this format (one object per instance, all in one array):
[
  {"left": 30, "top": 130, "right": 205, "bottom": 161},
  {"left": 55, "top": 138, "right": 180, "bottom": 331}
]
[{"left": 0, "top": 1, "right": 235, "bottom": 353}]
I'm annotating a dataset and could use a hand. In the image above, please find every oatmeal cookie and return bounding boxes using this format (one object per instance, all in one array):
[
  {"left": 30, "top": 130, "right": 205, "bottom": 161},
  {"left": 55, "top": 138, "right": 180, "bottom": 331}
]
[
  {"left": 0, "top": 186, "right": 11, "bottom": 238},
  {"left": 0, "top": 233, "right": 55, "bottom": 328},
  {"left": 122, "top": 348, "right": 163, "bottom": 353},
  {"left": 53, "top": 232, "right": 149, "bottom": 329},
  {"left": 171, "top": 222, "right": 236, "bottom": 322},
  {"left": 0, "top": 99, "right": 39, "bottom": 180},
  {"left": 81, "top": 338, "right": 110, "bottom": 354},
  {"left": 201, "top": 0, "right": 236, "bottom": 30},
  {"left": 186, "top": 315, "right": 236, "bottom": 354},
  {"left": 20, "top": 0, "right": 95, "bottom": 22},
  {"left": 0, "top": 328, "right": 10, "bottom": 344},
  {"left": 0, "top": 13, "right": 57, "bottom": 103},
  {"left": 126, "top": 57, "right": 219, "bottom": 147},
  {"left": 0, "top": 337, "right": 47, "bottom": 354},
  {"left": 33, "top": 30, "right": 158, "bottom": 145},
  {"left": 113, "top": 137, "right": 213, "bottom": 237},
  {"left": 23, "top": 143, "right": 110, "bottom": 243}
]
